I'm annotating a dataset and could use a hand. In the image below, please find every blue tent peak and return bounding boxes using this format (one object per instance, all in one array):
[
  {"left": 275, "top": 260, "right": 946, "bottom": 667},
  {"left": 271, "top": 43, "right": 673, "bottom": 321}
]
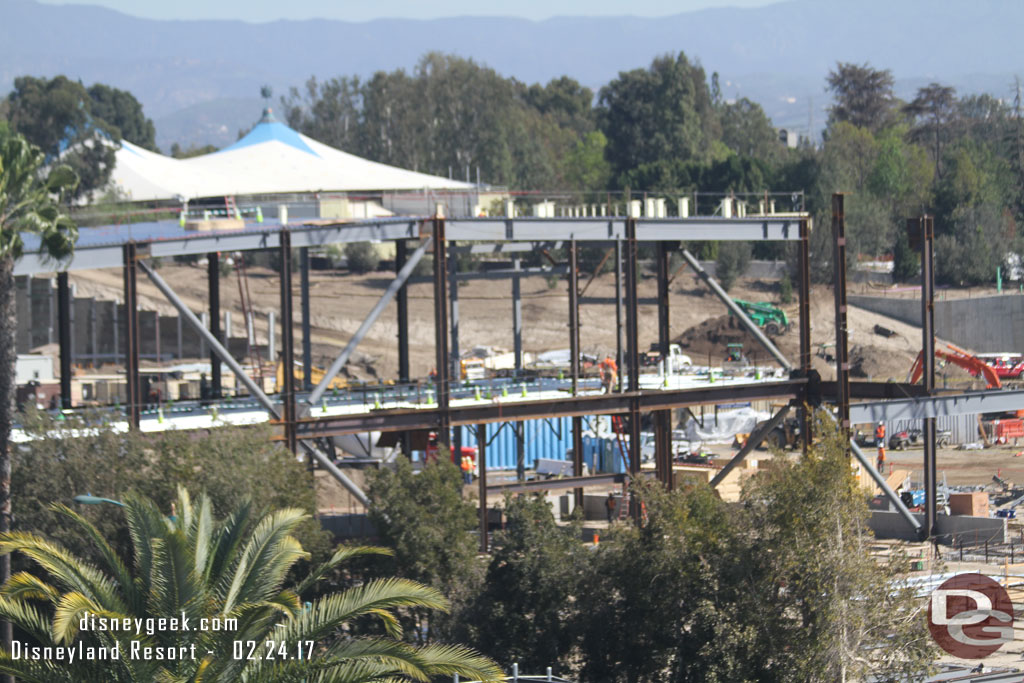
[{"left": 218, "top": 108, "right": 319, "bottom": 157}]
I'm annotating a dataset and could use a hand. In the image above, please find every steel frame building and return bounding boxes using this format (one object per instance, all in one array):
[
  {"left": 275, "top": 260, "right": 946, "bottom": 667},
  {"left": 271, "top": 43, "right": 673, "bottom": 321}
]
[{"left": 16, "top": 195, "right": 1016, "bottom": 548}]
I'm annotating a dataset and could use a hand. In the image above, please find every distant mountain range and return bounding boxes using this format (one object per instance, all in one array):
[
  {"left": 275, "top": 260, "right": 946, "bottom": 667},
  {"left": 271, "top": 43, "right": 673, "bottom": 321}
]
[{"left": 2, "top": 0, "right": 1022, "bottom": 150}]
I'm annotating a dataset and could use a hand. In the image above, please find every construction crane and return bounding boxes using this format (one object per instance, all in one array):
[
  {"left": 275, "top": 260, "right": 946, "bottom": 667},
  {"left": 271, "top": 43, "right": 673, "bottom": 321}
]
[{"left": 907, "top": 343, "right": 1001, "bottom": 389}]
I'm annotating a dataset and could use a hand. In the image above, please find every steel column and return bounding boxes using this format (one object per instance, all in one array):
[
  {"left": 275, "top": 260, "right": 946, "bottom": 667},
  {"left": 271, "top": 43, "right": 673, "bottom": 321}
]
[
  {"left": 512, "top": 258, "right": 523, "bottom": 372},
  {"left": 919, "top": 215, "right": 937, "bottom": 541},
  {"left": 655, "top": 241, "right": 672, "bottom": 484},
  {"left": 57, "top": 272, "right": 72, "bottom": 409},
  {"left": 300, "top": 246, "right": 313, "bottom": 390},
  {"left": 477, "top": 423, "right": 488, "bottom": 553},
  {"left": 395, "top": 240, "right": 410, "bottom": 383},
  {"left": 432, "top": 219, "right": 451, "bottom": 450},
  {"left": 207, "top": 252, "right": 222, "bottom": 398},
  {"left": 614, "top": 239, "right": 624, "bottom": 392},
  {"left": 831, "top": 194, "right": 850, "bottom": 432},
  {"left": 798, "top": 218, "right": 812, "bottom": 453},
  {"left": 449, "top": 242, "right": 462, "bottom": 457},
  {"left": 569, "top": 240, "right": 583, "bottom": 507},
  {"left": 654, "top": 410, "right": 672, "bottom": 489},
  {"left": 280, "top": 231, "right": 297, "bottom": 454},
  {"left": 122, "top": 244, "right": 140, "bottom": 428},
  {"left": 624, "top": 219, "right": 642, "bottom": 477}
]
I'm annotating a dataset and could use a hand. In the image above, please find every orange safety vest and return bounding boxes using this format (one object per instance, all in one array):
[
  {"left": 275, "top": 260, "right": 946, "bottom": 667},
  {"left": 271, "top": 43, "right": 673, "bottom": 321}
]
[
  {"left": 461, "top": 456, "right": 473, "bottom": 472},
  {"left": 876, "top": 425, "right": 885, "bottom": 440}
]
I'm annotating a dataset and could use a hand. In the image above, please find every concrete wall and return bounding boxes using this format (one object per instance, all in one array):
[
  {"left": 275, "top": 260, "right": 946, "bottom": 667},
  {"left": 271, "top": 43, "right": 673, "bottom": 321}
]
[
  {"left": 869, "top": 510, "right": 1006, "bottom": 544},
  {"left": 850, "top": 294, "right": 1024, "bottom": 352}
]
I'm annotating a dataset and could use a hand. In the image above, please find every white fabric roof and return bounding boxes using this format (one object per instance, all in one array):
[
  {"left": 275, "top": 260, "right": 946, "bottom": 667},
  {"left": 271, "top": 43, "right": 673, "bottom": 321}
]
[{"left": 111, "top": 112, "right": 474, "bottom": 201}]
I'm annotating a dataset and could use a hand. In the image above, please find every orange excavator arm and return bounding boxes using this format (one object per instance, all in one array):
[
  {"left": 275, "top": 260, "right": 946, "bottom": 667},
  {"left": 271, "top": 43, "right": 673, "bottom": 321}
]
[{"left": 909, "top": 346, "right": 1001, "bottom": 389}]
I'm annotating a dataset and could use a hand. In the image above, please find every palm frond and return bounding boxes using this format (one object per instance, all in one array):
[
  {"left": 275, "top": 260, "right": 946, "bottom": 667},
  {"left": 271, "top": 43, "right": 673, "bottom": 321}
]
[
  {"left": 221, "top": 508, "right": 309, "bottom": 611},
  {"left": 51, "top": 503, "right": 140, "bottom": 611},
  {"left": 293, "top": 545, "right": 394, "bottom": 598},
  {"left": 1, "top": 571, "right": 58, "bottom": 602}
]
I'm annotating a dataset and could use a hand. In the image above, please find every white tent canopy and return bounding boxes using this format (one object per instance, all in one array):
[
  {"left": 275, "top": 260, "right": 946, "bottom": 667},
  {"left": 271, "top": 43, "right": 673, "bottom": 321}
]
[{"left": 111, "top": 110, "right": 474, "bottom": 201}]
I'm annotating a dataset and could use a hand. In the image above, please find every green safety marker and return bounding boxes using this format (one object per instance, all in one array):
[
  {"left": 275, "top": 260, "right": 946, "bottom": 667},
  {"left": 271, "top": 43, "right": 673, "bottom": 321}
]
[
  {"left": 374, "top": 394, "right": 382, "bottom": 409},
  {"left": 474, "top": 386, "right": 482, "bottom": 401},
  {"left": 521, "top": 384, "right": 528, "bottom": 397},
  {"left": 322, "top": 399, "right": 328, "bottom": 413},
  {"left": 558, "top": 369, "right": 564, "bottom": 380},
  {"left": 210, "top": 406, "right": 218, "bottom": 421},
  {"left": 256, "top": 206, "right": 263, "bottom": 223},
  {"left": 501, "top": 386, "right": 508, "bottom": 397},
  {"left": 709, "top": 370, "right": 716, "bottom": 383},
  {"left": 157, "top": 407, "right": 164, "bottom": 423}
]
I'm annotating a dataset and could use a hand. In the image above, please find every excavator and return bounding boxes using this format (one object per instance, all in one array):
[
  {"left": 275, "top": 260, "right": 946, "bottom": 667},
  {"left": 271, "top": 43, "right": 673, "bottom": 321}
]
[{"left": 907, "top": 343, "right": 1001, "bottom": 389}]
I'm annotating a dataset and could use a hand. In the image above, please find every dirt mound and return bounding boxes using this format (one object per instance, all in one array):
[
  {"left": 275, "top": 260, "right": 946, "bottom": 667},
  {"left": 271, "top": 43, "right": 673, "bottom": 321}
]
[{"left": 674, "top": 315, "right": 791, "bottom": 367}]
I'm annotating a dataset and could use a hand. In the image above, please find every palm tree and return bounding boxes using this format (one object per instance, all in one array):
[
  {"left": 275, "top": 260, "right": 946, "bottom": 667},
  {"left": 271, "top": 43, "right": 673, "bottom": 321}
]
[
  {"left": 0, "top": 487, "right": 502, "bottom": 682},
  {"left": 0, "top": 128, "right": 78, "bottom": 660}
]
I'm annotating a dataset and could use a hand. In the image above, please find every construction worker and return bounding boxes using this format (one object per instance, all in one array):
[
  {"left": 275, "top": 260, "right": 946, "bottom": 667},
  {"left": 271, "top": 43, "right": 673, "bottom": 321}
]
[
  {"left": 599, "top": 357, "right": 618, "bottom": 393},
  {"left": 460, "top": 453, "right": 474, "bottom": 485},
  {"left": 876, "top": 422, "right": 886, "bottom": 471},
  {"left": 605, "top": 493, "right": 616, "bottom": 523}
]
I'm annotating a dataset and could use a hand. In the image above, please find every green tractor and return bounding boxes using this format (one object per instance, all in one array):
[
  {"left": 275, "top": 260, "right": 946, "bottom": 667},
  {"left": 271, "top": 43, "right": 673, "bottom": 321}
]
[{"left": 731, "top": 299, "right": 790, "bottom": 336}]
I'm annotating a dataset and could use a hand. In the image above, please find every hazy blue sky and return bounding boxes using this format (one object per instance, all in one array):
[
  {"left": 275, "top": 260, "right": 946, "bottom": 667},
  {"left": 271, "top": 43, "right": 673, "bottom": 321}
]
[{"left": 37, "top": 0, "right": 779, "bottom": 22}]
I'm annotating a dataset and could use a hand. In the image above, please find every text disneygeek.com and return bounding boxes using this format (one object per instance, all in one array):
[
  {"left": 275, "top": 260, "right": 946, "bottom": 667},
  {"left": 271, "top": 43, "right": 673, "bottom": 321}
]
[{"left": 9, "top": 611, "right": 316, "bottom": 662}]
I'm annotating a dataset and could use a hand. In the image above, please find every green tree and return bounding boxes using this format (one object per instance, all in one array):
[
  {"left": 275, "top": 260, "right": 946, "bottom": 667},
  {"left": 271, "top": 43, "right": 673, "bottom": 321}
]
[
  {"left": 461, "top": 495, "right": 584, "bottom": 674},
  {"left": 826, "top": 62, "right": 899, "bottom": 133},
  {"left": 738, "top": 415, "right": 934, "bottom": 681},
  {"left": 0, "top": 488, "right": 502, "bottom": 682},
  {"left": 12, "top": 413, "right": 331, "bottom": 567},
  {"left": 6, "top": 76, "right": 117, "bottom": 200},
  {"left": 86, "top": 84, "right": 157, "bottom": 152},
  {"left": 343, "top": 242, "right": 380, "bottom": 274},
  {"left": 365, "top": 458, "right": 479, "bottom": 644},
  {"left": 715, "top": 240, "right": 752, "bottom": 291},
  {"left": 903, "top": 83, "right": 956, "bottom": 176},
  {"left": 719, "top": 97, "right": 784, "bottom": 167},
  {"left": 563, "top": 130, "right": 611, "bottom": 191},
  {"left": 598, "top": 52, "right": 719, "bottom": 181},
  {"left": 0, "top": 131, "right": 77, "bottom": 635}
]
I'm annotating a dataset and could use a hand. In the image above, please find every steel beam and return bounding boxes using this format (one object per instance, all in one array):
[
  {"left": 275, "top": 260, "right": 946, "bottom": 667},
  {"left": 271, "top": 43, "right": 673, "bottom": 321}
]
[
  {"left": 710, "top": 405, "right": 790, "bottom": 488},
  {"left": 449, "top": 242, "right": 462, "bottom": 457},
  {"left": 280, "top": 231, "right": 297, "bottom": 453},
  {"left": 293, "top": 380, "right": 808, "bottom": 440},
  {"left": 123, "top": 244, "right": 141, "bottom": 428},
  {"left": 307, "top": 236, "right": 432, "bottom": 406},
  {"left": 832, "top": 194, "right": 850, "bottom": 432},
  {"left": 849, "top": 437, "right": 922, "bottom": 533},
  {"left": 850, "top": 388, "right": 1024, "bottom": 423},
  {"left": 299, "top": 246, "right": 313, "bottom": 391},
  {"left": 57, "top": 272, "right": 72, "bottom": 409},
  {"left": 680, "top": 249, "right": 792, "bottom": 371},
  {"left": 15, "top": 219, "right": 422, "bottom": 276},
  {"left": 407, "top": 265, "right": 568, "bottom": 284},
  {"left": 207, "top": 252, "right": 222, "bottom": 398},
  {"left": 14, "top": 216, "right": 809, "bottom": 277},
  {"left": 486, "top": 472, "right": 630, "bottom": 494},
  {"left": 477, "top": 423, "right": 488, "bottom": 553}
]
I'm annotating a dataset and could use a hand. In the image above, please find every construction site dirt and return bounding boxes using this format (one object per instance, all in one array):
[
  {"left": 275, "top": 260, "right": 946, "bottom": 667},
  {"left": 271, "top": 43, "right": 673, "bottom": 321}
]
[{"left": 67, "top": 263, "right": 974, "bottom": 387}]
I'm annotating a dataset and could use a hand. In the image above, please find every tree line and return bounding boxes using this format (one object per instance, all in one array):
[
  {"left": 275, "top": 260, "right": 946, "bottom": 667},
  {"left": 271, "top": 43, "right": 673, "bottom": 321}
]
[
  {"left": 4, "top": 54, "right": 1024, "bottom": 284},
  {"left": 9, "top": 410, "right": 934, "bottom": 681}
]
